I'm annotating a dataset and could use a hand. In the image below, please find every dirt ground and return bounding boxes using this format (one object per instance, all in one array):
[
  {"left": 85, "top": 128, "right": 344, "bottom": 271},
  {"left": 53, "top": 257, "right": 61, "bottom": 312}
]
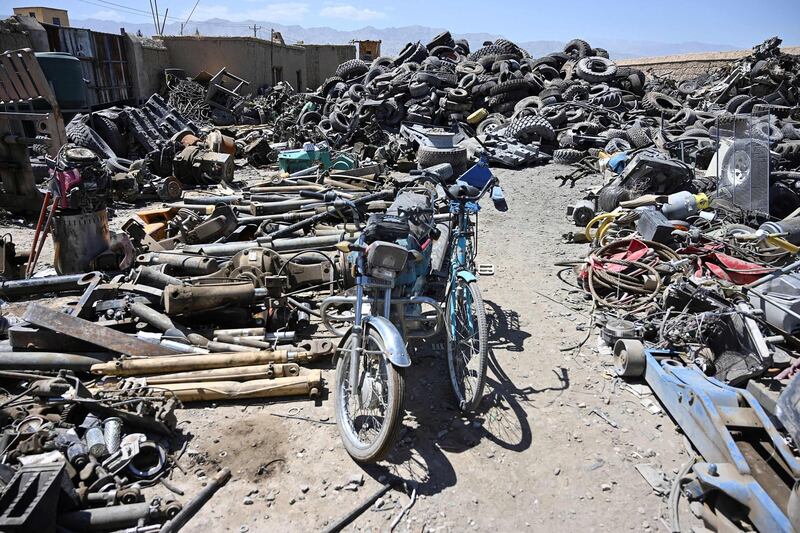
[{"left": 0, "top": 164, "right": 697, "bottom": 532}]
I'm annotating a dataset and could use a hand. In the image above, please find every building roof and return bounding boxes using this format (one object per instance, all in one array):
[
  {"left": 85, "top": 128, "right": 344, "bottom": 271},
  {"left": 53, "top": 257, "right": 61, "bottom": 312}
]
[{"left": 13, "top": 6, "right": 69, "bottom": 10}]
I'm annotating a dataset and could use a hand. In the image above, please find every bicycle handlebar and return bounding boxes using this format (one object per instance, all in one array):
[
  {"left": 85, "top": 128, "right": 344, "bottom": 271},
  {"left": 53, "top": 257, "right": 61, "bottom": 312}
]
[{"left": 414, "top": 169, "right": 497, "bottom": 203}]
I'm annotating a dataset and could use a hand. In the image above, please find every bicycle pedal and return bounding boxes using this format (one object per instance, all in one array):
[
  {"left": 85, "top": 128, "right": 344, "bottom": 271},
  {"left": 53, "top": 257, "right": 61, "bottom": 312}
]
[{"left": 477, "top": 264, "right": 495, "bottom": 276}]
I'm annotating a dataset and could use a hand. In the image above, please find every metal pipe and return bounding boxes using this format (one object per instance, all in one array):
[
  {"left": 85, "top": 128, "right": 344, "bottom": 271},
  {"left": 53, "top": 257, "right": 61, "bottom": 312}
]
[
  {"left": 159, "top": 468, "right": 231, "bottom": 533},
  {"left": 211, "top": 328, "right": 293, "bottom": 340},
  {"left": 58, "top": 502, "right": 152, "bottom": 531},
  {"left": 134, "top": 266, "right": 183, "bottom": 289},
  {"left": 91, "top": 349, "right": 320, "bottom": 376},
  {"left": 145, "top": 363, "right": 300, "bottom": 384},
  {"left": 267, "top": 189, "right": 392, "bottom": 239},
  {"left": 214, "top": 335, "right": 280, "bottom": 349},
  {"left": 322, "top": 483, "right": 393, "bottom": 533},
  {"left": 178, "top": 195, "right": 242, "bottom": 205},
  {"left": 236, "top": 210, "right": 315, "bottom": 225},
  {"left": 136, "top": 253, "right": 219, "bottom": 275},
  {"left": 154, "top": 372, "right": 322, "bottom": 402},
  {"left": 249, "top": 198, "right": 318, "bottom": 216},
  {"left": 129, "top": 302, "right": 177, "bottom": 333},
  {"left": 184, "top": 233, "right": 356, "bottom": 256},
  {"left": 0, "top": 351, "right": 112, "bottom": 371},
  {"left": 26, "top": 191, "right": 51, "bottom": 278},
  {"left": 28, "top": 198, "right": 57, "bottom": 277},
  {"left": 0, "top": 273, "right": 89, "bottom": 299},
  {"left": 205, "top": 341, "right": 253, "bottom": 352}
]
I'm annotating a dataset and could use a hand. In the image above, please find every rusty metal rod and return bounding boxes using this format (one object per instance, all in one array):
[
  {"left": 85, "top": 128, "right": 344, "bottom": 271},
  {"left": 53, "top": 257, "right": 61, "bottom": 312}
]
[
  {"left": 159, "top": 468, "right": 231, "bottom": 533},
  {"left": 26, "top": 191, "right": 51, "bottom": 278},
  {"left": 0, "top": 351, "right": 113, "bottom": 371},
  {"left": 144, "top": 363, "right": 300, "bottom": 384},
  {"left": 27, "top": 198, "right": 57, "bottom": 277},
  {"left": 91, "top": 350, "right": 320, "bottom": 376},
  {"left": 0, "top": 273, "right": 89, "bottom": 299},
  {"left": 153, "top": 372, "right": 322, "bottom": 402}
]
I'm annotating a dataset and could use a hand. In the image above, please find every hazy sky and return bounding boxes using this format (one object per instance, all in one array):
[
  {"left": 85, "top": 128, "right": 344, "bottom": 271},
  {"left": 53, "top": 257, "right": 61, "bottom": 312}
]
[{"left": 16, "top": 0, "right": 800, "bottom": 45}]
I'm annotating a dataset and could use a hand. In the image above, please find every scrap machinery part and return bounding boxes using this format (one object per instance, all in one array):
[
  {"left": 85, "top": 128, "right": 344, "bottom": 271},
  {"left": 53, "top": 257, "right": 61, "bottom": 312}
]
[
  {"left": 0, "top": 48, "right": 67, "bottom": 215},
  {"left": 172, "top": 144, "right": 235, "bottom": 184},
  {"left": 614, "top": 341, "right": 800, "bottom": 533}
]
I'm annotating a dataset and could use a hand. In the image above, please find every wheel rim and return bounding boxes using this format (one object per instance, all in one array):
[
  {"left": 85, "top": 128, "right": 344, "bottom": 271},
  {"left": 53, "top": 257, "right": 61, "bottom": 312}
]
[
  {"left": 447, "top": 280, "right": 481, "bottom": 409},
  {"left": 337, "top": 333, "right": 393, "bottom": 450}
]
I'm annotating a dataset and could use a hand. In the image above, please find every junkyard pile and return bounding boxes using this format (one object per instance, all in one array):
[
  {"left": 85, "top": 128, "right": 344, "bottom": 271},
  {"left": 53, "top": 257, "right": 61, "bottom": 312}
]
[{"left": 1, "top": 31, "right": 800, "bottom": 532}]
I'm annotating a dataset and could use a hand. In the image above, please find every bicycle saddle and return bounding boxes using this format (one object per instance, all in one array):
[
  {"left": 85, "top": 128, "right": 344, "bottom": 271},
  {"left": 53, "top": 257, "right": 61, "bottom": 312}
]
[{"left": 448, "top": 183, "right": 480, "bottom": 199}]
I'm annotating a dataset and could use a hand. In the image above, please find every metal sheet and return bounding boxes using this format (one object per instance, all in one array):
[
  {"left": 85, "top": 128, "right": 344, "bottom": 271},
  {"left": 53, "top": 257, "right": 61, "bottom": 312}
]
[{"left": 23, "top": 303, "right": 180, "bottom": 357}]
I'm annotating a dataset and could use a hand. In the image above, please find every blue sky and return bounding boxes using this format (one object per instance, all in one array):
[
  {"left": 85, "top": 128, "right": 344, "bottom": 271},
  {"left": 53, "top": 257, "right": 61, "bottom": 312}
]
[{"left": 16, "top": 0, "right": 800, "bottom": 46}]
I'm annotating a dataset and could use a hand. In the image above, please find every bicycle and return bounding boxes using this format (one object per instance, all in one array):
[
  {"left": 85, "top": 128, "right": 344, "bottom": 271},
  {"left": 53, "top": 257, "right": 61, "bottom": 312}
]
[{"left": 415, "top": 157, "right": 508, "bottom": 411}]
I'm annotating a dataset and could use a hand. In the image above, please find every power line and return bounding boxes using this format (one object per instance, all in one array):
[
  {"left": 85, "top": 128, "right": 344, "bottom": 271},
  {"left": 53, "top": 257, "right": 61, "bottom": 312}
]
[
  {"left": 73, "top": 0, "right": 160, "bottom": 20},
  {"left": 249, "top": 24, "right": 262, "bottom": 38},
  {"left": 73, "top": 0, "right": 268, "bottom": 32}
]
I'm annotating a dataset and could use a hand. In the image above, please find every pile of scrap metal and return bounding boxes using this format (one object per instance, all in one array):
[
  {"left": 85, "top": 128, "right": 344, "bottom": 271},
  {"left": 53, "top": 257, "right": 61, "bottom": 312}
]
[
  {"left": 0, "top": 165, "right": 408, "bottom": 531},
  {"left": 560, "top": 42, "right": 800, "bottom": 533},
  {"left": 0, "top": 366, "right": 231, "bottom": 532}
]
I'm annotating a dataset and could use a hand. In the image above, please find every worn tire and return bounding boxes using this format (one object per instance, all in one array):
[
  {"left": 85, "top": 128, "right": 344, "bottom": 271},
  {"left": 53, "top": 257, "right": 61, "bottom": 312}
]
[
  {"left": 65, "top": 118, "right": 114, "bottom": 158},
  {"left": 417, "top": 145, "right": 469, "bottom": 177},
  {"left": 626, "top": 124, "right": 652, "bottom": 148},
  {"left": 320, "top": 76, "right": 344, "bottom": 96},
  {"left": 489, "top": 78, "right": 530, "bottom": 96},
  {"left": 642, "top": 91, "right": 682, "bottom": 117},
  {"left": 506, "top": 114, "right": 555, "bottom": 142},
  {"left": 575, "top": 56, "right": 617, "bottom": 83},
  {"left": 552, "top": 148, "right": 585, "bottom": 164},
  {"left": 563, "top": 39, "right": 592, "bottom": 58},
  {"left": 335, "top": 59, "right": 369, "bottom": 80},
  {"left": 93, "top": 115, "right": 126, "bottom": 156},
  {"left": 724, "top": 94, "right": 750, "bottom": 113}
]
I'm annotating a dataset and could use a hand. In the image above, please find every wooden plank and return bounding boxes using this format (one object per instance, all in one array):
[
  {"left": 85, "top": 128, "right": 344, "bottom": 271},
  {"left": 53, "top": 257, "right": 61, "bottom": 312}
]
[
  {"left": 0, "top": 55, "right": 23, "bottom": 101},
  {"left": 23, "top": 303, "right": 180, "bottom": 357},
  {"left": 16, "top": 49, "right": 58, "bottom": 108},
  {"left": 8, "top": 52, "right": 36, "bottom": 98}
]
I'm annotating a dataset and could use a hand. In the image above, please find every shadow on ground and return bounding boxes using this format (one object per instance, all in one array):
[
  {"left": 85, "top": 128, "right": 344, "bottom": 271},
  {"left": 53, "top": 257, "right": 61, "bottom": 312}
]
[{"left": 357, "top": 300, "right": 567, "bottom": 498}]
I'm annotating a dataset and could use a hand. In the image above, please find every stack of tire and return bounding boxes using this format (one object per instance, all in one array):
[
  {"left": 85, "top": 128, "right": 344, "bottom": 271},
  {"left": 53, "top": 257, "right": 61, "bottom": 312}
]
[{"left": 316, "top": 35, "right": 799, "bottom": 177}]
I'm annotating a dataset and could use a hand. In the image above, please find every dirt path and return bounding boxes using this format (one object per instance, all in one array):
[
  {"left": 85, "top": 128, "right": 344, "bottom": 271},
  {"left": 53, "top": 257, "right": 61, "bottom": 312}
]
[{"left": 164, "top": 164, "right": 694, "bottom": 533}]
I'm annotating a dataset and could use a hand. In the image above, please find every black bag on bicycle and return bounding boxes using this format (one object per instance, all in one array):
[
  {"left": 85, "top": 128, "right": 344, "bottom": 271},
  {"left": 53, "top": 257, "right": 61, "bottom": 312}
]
[{"left": 363, "top": 214, "right": 410, "bottom": 244}]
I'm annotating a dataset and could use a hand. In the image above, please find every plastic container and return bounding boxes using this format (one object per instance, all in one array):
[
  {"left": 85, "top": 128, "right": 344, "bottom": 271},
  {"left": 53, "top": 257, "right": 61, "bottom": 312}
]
[{"left": 34, "top": 52, "right": 88, "bottom": 110}]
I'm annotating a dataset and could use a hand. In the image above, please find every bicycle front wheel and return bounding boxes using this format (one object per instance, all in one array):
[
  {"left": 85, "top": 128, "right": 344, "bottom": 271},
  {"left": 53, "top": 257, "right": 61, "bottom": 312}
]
[
  {"left": 335, "top": 326, "right": 405, "bottom": 462},
  {"left": 446, "top": 278, "right": 488, "bottom": 411}
]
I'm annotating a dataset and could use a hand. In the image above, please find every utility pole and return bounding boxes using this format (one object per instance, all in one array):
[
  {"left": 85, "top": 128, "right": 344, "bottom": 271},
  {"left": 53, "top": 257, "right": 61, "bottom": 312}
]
[
  {"left": 249, "top": 24, "right": 262, "bottom": 38},
  {"left": 270, "top": 28, "right": 274, "bottom": 84},
  {"left": 181, "top": 0, "right": 200, "bottom": 36}
]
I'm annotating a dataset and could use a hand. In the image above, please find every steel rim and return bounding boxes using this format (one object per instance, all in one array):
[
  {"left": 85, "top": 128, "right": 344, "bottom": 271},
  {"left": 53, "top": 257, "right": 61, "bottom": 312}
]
[
  {"left": 447, "top": 280, "right": 481, "bottom": 409},
  {"left": 336, "top": 332, "right": 393, "bottom": 450}
]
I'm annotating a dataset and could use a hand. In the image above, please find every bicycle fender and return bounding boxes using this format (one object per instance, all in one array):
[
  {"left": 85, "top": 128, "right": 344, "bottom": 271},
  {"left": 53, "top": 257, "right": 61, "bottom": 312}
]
[
  {"left": 364, "top": 315, "right": 411, "bottom": 368},
  {"left": 456, "top": 270, "right": 478, "bottom": 283}
]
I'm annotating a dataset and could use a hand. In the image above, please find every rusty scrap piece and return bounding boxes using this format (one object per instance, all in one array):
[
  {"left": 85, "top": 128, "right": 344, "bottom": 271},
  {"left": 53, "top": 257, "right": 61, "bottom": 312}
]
[
  {"left": 23, "top": 303, "right": 180, "bottom": 357},
  {"left": 91, "top": 349, "right": 323, "bottom": 376},
  {"left": 153, "top": 371, "right": 322, "bottom": 402},
  {"left": 143, "top": 362, "right": 301, "bottom": 384}
]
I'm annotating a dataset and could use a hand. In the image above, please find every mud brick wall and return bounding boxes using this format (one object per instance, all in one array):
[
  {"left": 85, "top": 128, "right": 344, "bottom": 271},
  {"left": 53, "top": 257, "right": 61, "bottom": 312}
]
[{"left": 617, "top": 46, "right": 800, "bottom": 81}]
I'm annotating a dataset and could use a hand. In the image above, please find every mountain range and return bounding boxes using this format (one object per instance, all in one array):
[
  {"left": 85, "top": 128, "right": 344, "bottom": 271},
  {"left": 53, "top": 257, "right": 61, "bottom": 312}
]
[{"left": 66, "top": 18, "right": 742, "bottom": 59}]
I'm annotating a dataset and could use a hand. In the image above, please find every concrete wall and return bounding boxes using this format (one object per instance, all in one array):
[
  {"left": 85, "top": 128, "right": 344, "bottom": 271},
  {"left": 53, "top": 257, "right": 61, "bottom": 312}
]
[
  {"left": 160, "top": 35, "right": 306, "bottom": 93},
  {"left": 304, "top": 44, "right": 355, "bottom": 89},
  {"left": 618, "top": 46, "right": 800, "bottom": 81},
  {"left": 124, "top": 34, "right": 170, "bottom": 103},
  {"left": 0, "top": 16, "right": 49, "bottom": 54}
]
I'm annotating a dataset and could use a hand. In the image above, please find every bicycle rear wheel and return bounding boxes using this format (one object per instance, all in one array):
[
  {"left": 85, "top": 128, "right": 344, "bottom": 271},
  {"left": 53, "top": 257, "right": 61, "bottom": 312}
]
[{"left": 446, "top": 278, "right": 488, "bottom": 411}]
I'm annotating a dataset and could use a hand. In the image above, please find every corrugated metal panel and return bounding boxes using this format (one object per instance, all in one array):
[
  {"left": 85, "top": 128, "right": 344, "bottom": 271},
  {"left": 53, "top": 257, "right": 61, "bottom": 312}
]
[{"left": 42, "top": 23, "right": 131, "bottom": 107}]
